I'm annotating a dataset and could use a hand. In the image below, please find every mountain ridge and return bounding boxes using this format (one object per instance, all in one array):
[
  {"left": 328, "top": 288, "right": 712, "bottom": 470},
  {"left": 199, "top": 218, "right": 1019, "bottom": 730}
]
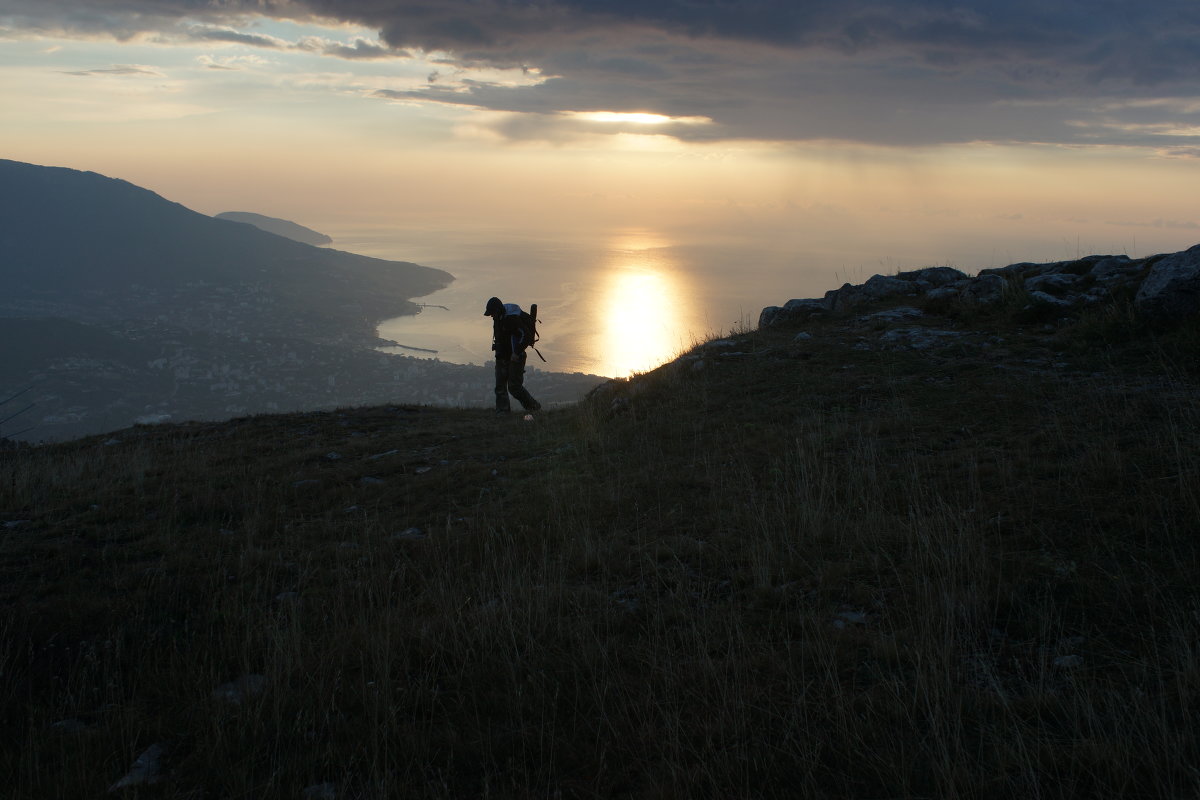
[{"left": 214, "top": 211, "right": 333, "bottom": 246}]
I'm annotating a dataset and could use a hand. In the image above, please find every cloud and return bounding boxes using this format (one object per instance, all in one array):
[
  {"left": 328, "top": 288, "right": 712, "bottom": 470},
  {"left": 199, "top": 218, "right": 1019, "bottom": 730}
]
[
  {"left": 62, "top": 64, "right": 163, "bottom": 77},
  {"left": 197, "top": 54, "right": 271, "bottom": 71},
  {"left": 187, "top": 27, "right": 289, "bottom": 49},
  {"left": 5, "top": 0, "right": 1200, "bottom": 149}
]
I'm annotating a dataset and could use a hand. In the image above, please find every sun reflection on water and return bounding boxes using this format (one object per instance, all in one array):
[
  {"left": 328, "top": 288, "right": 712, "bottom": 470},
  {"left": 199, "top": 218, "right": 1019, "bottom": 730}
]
[{"left": 593, "top": 233, "right": 694, "bottom": 377}]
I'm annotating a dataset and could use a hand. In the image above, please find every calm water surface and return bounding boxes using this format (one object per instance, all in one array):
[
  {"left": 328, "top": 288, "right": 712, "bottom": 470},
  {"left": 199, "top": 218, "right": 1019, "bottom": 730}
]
[{"left": 333, "top": 225, "right": 839, "bottom": 378}]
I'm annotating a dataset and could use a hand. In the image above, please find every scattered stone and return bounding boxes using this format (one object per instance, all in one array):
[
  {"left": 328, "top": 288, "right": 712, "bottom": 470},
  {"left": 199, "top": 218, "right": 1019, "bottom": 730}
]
[
  {"left": 303, "top": 783, "right": 338, "bottom": 799},
  {"left": 3, "top": 520, "right": 31, "bottom": 529},
  {"left": 860, "top": 306, "right": 924, "bottom": 323},
  {"left": 413, "top": 466, "right": 432, "bottom": 475},
  {"left": 211, "top": 674, "right": 267, "bottom": 705},
  {"left": 793, "top": 332, "right": 813, "bottom": 341},
  {"left": 50, "top": 718, "right": 88, "bottom": 733},
  {"left": 323, "top": 452, "right": 342, "bottom": 461},
  {"left": 1053, "top": 654, "right": 1083, "bottom": 669},
  {"left": 879, "top": 328, "right": 967, "bottom": 350},
  {"left": 835, "top": 610, "right": 869, "bottom": 627},
  {"left": 103, "top": 438, "right": 121, "bottom": 446},
  {"left": 367, "top": 449, "right": 400, "bottom": 460},
  {"left": 611, "top": 586, "right": 641, "bottom": 612},
  {"left": 108, "top": 743, "right": 167, "bottom": 791},
  {"left": 292, "top": 479, "right": 320, "bottom": 488},
  {"left": 358, "top": 476, "right": 385, "bottom": 486},
  {"left": 391, "top": 527, "right": 427, "bottom": 541}
]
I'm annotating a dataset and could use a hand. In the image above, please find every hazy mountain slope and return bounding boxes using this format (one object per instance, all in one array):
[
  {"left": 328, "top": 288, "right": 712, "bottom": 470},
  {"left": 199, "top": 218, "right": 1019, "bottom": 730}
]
[
  {"left": 214, "top": 211, "right": 333, "bottom": 246},
  {"left": 0, "top": 159, "right": 451, "bottom": 342}
]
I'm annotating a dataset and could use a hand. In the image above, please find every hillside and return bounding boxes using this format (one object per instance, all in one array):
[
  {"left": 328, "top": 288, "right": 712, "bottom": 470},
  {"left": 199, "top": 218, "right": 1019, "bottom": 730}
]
[
  {"left": 2, "top": 260, "right": 1198, "bottom": 798},
  {"left": 0, "top": 160, "right": 449, "bottom": 343}
]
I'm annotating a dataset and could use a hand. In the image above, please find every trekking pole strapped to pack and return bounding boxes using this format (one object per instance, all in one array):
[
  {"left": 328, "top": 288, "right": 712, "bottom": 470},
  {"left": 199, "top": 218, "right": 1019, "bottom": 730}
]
[{"left": 527, "top": 303, "right": 546, "bottom": 362}]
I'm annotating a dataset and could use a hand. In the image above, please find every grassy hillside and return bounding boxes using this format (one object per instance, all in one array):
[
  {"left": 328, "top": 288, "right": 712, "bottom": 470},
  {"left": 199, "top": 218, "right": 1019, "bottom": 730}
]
[{"left": 2, "top": 293, "right": 1199, "bottom": 798}]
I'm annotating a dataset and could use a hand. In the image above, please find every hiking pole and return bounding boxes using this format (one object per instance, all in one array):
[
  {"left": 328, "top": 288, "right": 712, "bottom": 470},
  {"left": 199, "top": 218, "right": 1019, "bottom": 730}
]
[{"left": 530, "top": 303, "right": 547, "bottom": 361}]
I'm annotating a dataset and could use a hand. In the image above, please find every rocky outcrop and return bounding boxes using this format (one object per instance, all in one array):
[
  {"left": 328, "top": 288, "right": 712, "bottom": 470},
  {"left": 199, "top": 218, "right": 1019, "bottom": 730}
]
[
  {"left": 1135, "top": 244, "right": 1200, "bottom": 320},
  {"left": 759, "top": 245, "right": 1200, "bottom": 329}
]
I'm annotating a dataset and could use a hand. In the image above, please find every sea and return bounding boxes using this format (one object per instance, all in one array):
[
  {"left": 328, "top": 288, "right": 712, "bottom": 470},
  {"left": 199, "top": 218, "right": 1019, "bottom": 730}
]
[{"left": 328, "top": 224, "right": 864, "bottom": 379}]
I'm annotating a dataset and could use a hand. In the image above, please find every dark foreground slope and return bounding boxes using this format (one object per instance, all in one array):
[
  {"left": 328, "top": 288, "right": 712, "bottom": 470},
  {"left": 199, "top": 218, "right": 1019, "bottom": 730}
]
[{"left": 2, "top": 287, "right": 1199, "bottom": 798}]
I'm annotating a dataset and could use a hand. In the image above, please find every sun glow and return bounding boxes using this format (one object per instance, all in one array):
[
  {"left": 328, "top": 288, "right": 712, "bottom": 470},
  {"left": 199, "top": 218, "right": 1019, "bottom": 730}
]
[
  {"left": 570, "top": 111, "right": 711, "bottom": 125},
  {"left": 593, "top": 234, "right": 695, "bottom": 377}
]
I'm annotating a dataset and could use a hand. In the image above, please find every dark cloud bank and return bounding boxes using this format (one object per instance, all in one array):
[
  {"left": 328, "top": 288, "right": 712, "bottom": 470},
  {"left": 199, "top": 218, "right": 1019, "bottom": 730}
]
[{"left": 5, "top": 0, "right": 1200, "bottom": 148}]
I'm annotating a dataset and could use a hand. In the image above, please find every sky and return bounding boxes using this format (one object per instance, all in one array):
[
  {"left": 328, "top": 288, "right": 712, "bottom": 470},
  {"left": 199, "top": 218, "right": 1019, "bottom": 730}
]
[{"left": 3, "top": 0, "right": 1200, "bottom": 278}]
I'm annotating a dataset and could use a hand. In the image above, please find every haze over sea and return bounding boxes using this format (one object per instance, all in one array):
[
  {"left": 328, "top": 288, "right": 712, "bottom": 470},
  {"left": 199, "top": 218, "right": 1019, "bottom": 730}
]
[
  {"left": 348, "top": 225, "right": 812, "bottom": 378},
  {"left": 343, "top": 223, "right": 1149, "bottom": 379}
]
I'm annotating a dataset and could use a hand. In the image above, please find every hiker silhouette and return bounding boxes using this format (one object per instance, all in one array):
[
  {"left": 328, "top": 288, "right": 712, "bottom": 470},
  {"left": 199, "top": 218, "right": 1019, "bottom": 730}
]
[{"left": 484, "top": 296, "right": 541, "bottom": 414}]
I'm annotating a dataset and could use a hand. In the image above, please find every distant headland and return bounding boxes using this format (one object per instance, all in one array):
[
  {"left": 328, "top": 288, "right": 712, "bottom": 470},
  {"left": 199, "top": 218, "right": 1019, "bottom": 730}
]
[{"left": 214, "top": 211, "right": 333, "bottom": 246}]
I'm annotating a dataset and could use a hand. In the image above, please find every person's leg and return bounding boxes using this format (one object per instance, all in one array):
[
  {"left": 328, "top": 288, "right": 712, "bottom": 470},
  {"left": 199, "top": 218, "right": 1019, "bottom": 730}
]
[
  {"left": 506, "top": 352, "right": 541, "bottom": 411},
  {"left": 494, "top": 358, "right": 511, "bottom": 412}
]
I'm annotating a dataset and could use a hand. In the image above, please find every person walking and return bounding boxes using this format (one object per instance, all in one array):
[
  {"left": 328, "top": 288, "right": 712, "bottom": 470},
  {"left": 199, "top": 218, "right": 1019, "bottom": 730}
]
[{"left": 484, "top": 296, "right": 541, "bottom": 414}]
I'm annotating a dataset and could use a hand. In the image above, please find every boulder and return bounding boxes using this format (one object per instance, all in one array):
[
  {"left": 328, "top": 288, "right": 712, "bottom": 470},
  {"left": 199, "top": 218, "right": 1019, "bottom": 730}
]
[
  {"left": 825, "top": 275, "right": 915, "bottom": 312},
  {"left": 1025, "top": 273, "right": 1083, "bottom": 295},
  {"left": 895, "top": 266, "right": 969, "bottom": 289},
  {"left": 924, "top": 283, "right": 967, "bottom": 302},
  {"left": 1026, "top": 290, "right": 1075, "bottom": 312},
  {"left": 958, "top": 274, "right": 1008, "bottom": 306},
  {"left": 758, "top": 298, "right": 829, "bottom": 329},
  {"left": 983, "top": 255, "right": 1118, "bottom": 280},
  {"left": 1088, "top": 256, "right": 1141, "bottom": 286},
  {"left": 861, "top": 274, "right": 917, "bottom": 299},
  {"left": 1134, "top": 244, "right": 1200, "bottom": 320}
]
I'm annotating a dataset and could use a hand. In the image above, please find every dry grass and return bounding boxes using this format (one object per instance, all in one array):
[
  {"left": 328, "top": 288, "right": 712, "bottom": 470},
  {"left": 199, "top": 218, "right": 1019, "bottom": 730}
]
[{"left": 2, "top": 304, "right": 1199, "bottom": 798}]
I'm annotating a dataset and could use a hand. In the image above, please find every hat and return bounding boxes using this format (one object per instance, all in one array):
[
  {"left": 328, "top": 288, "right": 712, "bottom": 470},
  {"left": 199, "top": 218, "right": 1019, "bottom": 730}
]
[{"left": 484, "top": 296, "right": 504, "bottom": 316}]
